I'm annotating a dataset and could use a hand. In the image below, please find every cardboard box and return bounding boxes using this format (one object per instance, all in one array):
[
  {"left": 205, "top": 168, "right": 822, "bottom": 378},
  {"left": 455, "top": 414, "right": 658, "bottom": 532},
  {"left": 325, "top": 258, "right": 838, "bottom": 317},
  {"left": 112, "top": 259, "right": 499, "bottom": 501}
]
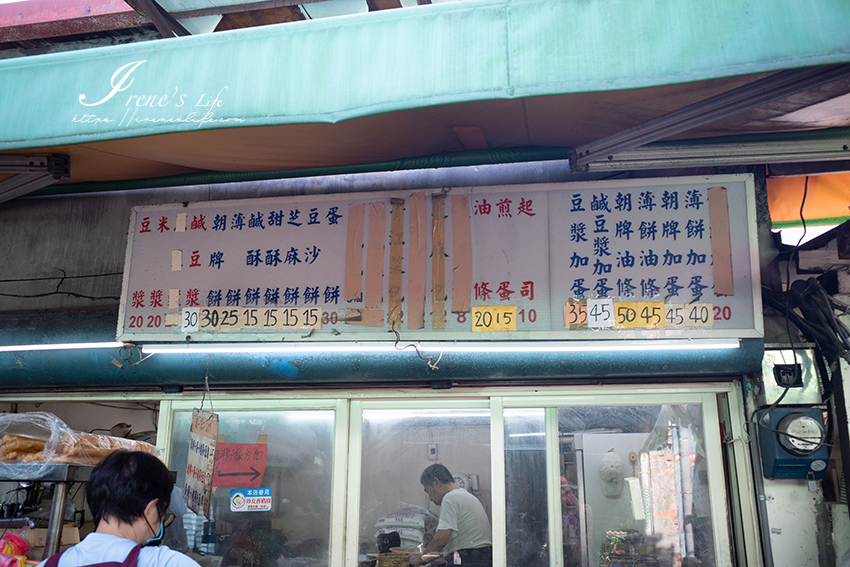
[{"left": 23, "top": 526, "right": 80, "bottom": 549}]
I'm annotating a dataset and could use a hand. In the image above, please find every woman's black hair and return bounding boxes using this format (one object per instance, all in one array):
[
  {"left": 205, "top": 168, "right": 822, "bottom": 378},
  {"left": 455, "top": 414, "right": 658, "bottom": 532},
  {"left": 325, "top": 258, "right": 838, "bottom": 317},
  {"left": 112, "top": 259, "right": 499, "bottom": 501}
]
[
  {"left": 86, "top": 451, "right": 173, "bottom": 527},
  {"left": 420, "top": 463, "right": 454, "bottom": 486}
]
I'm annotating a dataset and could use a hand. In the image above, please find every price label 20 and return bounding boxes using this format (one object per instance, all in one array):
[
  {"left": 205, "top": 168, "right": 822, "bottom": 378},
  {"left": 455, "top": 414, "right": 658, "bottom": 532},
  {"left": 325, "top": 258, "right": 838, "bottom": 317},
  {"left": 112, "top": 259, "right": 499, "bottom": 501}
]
[{"left": 471, "top": 306, "right": 517, "bottom": 332}]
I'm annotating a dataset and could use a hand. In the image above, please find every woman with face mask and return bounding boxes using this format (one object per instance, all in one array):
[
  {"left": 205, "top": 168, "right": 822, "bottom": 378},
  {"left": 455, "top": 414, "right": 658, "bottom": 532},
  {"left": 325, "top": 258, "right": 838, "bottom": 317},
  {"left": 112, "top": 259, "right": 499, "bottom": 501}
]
[{"left": 38, "top": 451, "right": 201, "bottom": 567}]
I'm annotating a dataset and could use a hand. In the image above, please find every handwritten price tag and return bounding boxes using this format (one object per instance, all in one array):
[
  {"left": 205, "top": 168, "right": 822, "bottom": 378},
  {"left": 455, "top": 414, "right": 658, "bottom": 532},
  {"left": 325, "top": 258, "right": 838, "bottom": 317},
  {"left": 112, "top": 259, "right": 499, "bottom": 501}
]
[
  {"left": 471, "top": 306, "right": 517, "bottom": 332},
  {"left": 586, "top": 298, "right": 615, "bottom": 328},
  {"left": 665, "top": 303, "right": 713, "bottom": 327},
  {"left": 564, "top": 299, "right": 588, "bottom": 330}
]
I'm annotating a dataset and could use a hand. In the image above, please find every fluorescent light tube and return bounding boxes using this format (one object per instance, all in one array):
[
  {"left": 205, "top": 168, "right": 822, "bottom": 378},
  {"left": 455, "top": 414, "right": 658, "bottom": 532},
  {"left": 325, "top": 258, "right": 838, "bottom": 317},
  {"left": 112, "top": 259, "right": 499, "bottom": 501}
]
[
  {"left": 0, "top": 342, "right": 125, "bottom": 353},
  {"left": 141, "top": 339, "right": 739, "bottom": 355}
]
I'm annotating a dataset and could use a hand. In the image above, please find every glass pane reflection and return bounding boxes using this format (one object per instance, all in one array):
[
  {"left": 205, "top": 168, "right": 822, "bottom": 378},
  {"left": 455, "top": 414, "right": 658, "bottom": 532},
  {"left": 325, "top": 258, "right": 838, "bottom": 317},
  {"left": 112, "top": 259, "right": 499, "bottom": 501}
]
[
  {"left": 359, "top": 409, "right": 491, "bottom": 559},
  {"left": 168, "top": 410, "right": 335, "bottom": 567},
  {"left": 505, "top": 405, "right": 714, "bottom": 567}
]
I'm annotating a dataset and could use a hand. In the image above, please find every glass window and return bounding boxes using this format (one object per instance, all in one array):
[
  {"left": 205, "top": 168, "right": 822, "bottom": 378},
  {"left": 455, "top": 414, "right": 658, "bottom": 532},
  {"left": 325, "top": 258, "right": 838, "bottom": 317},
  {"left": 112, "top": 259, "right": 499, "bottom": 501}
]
[
  {"left": 358, "top": 409, "right": 491, "bottom": 558},
  {"left": 168, "top": 409, "right": 335, "bottom": 567},
  {"left": 505, "top": 404, "right": 715, "bottom": 567}
]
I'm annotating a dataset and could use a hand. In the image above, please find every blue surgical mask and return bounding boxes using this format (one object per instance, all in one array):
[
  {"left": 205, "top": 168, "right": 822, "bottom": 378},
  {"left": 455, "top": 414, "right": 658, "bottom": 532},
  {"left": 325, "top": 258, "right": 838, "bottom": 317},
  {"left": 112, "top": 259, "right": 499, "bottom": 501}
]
[{"left": 145, "top": 520, "right": 164, "bottom": 546}]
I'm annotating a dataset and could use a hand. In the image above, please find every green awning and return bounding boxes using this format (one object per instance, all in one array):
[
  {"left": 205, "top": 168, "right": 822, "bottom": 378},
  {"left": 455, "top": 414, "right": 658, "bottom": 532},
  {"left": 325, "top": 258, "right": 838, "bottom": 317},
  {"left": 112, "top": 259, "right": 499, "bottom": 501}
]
[{"left": 2, "top": 0, "right": 849, "bottom": 150}]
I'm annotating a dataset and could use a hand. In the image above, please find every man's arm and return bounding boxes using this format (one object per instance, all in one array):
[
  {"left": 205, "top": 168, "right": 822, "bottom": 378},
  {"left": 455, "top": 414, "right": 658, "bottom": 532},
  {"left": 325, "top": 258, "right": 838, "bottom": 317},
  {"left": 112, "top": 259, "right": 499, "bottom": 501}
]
[{"left": 424, "top": 529, "right": 452, "bottom": 555}]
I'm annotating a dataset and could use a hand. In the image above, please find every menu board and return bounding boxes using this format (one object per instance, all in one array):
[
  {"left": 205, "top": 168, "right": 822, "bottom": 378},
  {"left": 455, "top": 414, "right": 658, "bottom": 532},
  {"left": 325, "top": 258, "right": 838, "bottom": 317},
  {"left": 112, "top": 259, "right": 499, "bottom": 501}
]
[{"left": 117, "top": 175, "right": 761, "bottom": 342}]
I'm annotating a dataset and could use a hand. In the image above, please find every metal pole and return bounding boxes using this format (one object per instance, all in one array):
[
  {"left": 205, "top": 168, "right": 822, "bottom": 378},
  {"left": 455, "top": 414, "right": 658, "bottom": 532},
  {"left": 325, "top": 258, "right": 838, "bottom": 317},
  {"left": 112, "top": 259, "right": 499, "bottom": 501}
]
[{"left": 42, "top": 481, "right": 68, "bottom": 560}]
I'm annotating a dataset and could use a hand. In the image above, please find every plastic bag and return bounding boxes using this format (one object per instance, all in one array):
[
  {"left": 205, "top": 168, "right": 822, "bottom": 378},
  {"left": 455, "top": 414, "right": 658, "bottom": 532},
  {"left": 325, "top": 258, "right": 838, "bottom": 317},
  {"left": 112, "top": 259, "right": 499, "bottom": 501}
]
[{"left": 0, "top": 412, "right": 160, "bottom": 479}]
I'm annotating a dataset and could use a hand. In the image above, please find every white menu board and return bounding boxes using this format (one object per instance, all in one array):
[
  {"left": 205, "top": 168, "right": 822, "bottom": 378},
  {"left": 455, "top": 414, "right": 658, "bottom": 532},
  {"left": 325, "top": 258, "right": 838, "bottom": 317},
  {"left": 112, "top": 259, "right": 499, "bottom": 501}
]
[{"left": 117, "top": 175, "right": 761, "bottom": 342}]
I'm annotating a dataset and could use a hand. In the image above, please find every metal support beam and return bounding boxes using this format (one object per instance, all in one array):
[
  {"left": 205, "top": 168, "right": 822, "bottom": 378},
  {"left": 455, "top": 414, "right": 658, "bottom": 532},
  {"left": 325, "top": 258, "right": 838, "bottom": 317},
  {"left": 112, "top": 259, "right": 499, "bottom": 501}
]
[
  {"left": 129, "top": 0, "right": 190, "bottom": 37},
  {"left": 583, "top": 137, "right": 850, "bottom": 172},
  {"left": 0, "top": 154, "right": 70, "bottom": 204},
  {"left": 570, "top": 64, "right": 850, "bottom": 172}
]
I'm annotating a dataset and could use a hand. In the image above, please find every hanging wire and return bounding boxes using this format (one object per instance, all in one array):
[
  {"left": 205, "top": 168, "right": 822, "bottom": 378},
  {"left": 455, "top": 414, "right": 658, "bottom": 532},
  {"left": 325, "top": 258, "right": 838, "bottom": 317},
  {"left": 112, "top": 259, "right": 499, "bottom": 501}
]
[
  {"left": 390, "top": 322, "right": 442, "bottom": 371},
  {"left": 200, "top": 355, "right": 214, "bottom": 413},
  {"left": 118, "top": 343, "right": 154, "bottom": 366}
]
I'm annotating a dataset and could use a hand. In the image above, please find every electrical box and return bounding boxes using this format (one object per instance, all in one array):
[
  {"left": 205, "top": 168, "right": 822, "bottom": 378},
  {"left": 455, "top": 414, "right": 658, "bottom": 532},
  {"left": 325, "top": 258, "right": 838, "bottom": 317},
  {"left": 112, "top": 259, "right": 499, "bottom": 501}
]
[
  {"left": 756, "top": 407, "right": 828, "bottom": 480},
  {"left": 759, "top": 348, "right": 822, "bottom": 406}
]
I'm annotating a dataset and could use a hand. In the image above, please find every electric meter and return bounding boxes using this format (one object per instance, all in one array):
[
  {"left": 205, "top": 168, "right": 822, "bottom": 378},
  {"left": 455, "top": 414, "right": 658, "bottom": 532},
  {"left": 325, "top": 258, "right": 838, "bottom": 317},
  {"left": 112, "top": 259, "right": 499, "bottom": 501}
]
[{"left": 756, "top": 407, "right": 828, "bottom": 480}]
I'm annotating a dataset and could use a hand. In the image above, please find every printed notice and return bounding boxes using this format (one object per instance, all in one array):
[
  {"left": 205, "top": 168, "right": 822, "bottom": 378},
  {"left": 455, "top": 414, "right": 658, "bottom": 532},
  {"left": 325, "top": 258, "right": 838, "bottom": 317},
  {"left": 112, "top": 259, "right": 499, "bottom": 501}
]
[
  {"left": 230, "top": 488, "right": 272, "bottom": 512},
  {"left": 184, "top": 409, "right": 218, "bottom": 518}
]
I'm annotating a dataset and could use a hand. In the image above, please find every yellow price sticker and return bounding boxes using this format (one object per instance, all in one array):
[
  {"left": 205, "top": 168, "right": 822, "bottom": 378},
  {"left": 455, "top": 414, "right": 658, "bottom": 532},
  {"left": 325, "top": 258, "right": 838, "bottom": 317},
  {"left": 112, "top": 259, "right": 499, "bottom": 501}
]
[
  {"left": 614, "top": 302, "right": 665, "bottom": 329},
  {"left": 471, "top": 306, "right": 517, "bottom": 332}
]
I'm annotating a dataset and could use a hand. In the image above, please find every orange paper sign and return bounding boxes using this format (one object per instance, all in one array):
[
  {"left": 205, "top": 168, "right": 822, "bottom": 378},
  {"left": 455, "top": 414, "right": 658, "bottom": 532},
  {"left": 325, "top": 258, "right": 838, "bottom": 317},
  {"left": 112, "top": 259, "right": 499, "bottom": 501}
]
[{"left": 213, "top": 443, "right": 268, "bottom": 488}]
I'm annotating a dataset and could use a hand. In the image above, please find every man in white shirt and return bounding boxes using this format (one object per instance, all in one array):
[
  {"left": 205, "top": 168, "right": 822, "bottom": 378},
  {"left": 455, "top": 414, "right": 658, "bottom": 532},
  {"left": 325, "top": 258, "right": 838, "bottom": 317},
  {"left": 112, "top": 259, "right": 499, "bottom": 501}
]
[
  {"left": 415, "top": 464, "right": 491, "bottom": 567},
  {"left": 39, "top": 451, "right": 200, "bottom": 567}
]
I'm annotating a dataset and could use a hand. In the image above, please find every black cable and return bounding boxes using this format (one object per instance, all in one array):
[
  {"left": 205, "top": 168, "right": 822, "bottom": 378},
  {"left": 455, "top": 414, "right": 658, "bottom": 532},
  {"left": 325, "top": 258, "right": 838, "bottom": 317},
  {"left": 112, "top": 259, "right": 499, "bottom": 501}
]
[
  {"left": 0, "top": 272, "right": 122, "bottom": 284},
  {"left": 0, "top": 269, "right": 120, "bottom": 301}
]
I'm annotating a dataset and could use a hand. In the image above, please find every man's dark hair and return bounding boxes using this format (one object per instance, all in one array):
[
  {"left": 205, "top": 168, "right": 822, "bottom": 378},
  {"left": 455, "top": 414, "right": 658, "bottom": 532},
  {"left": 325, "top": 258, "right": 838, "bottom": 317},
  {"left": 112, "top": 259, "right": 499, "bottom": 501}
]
[
  {"left": 420, "top": 464, "right": 454, "bottom": 486},
  {"left": 87, "top": 451, "right": 173, "bottom": 527}
]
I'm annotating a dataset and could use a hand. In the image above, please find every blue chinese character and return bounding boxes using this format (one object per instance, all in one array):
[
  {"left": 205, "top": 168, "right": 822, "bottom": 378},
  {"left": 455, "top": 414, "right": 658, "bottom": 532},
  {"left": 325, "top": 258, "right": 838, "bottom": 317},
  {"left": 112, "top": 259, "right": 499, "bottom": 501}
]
[
  {"left": 640, "top": 249, "right": 659, "bottom": 267},
  {"left": 213, "top": 214, "right": 227, "bottom": 231},
  {"left": 209, "top": 251, "right": 224, "bottom": 269},
  {"left": 569, "top": 252, "right": 589, "bottom": 268},
  {"left": 617, "top": 278, "right": 636, "bottom": 296},
  {"left": 246, "top": 249, "right": 262, "bottom": 267},
  {"left": 571, "top": 223, "right": 588, "bottom": 243},
  {"left": 264, "top": 287, "right": 280, "bottom": 305},
  {"left": 592, "top": 259, "right": 612, "bottom": 275},
  {"left": 324, "top": 285, "right": 340, "bottom": 304},
  {"left": 661, "top": 190, "right": 679, "bottom": 210},
  {"left": 269, "top": 210, "right": 284, "bottom": 227},
  {"left": 662, "top": 250, "right": 682, "bottom": 265},
  {"left": 265, "top": 249, "right": 282, "bottom": 267},
  {"left": 570, "top": 194, "right": 585, "bottom": 212},
  {"left": 615, "top": 220, "right": 633, "bottom": 240},
  {"left": 231, "top": 213, "right": 245, "bottom": 231},
  {"left": 304, "top": 286, "right": 320, "bottom": 304},
  {"left": 285, "top": 247, "right": 301, "bottom": 265},
  {"left": 617, "top": 250, "right": 635, "bottom": 268},
  {"left": 593, "top": 237, "right": 611, "bottom": 257},
  {"left": 641, "top": 278, "right": 660, "bottom": 298},
  {"left": 288, "top": 209, "right": 302, "bottom": 226},
  {"left": 689, "top": 275, "right": 708, "bottom": 297},
  {"left": 664, "top": 276, "right": 683, "bottom": 297},
  {"left": 571, "top": 279, "right": 589, "bottom": 298},
  {"left": 591, "top": 194, "right": 611, "bottom": 213},
  {"left": 639, "top": 221, "right": 657, "bottom": 240},
  {"left": 662, "top": 220, "right": 680, "bottom": 240},
  {"left": 686, "top": 219, "right": 705, "bottom": 239},
  {"left": 308, "top": 208, "right": 320, "bottom": 225},
  {"left": 685, "top": 189, "right": 704, "bottom": 210},
  {"left": 249, "top": 212, "right": 265, "bottom": 229},
  {"left": 226, "top": 289, "right": 241, "bottom": 306},
  {"left": 305, "top": 245, "right": 321, "bottom": 264},
  {"left": 283, "top": 287, "right": 300, "bottom": 305},
  {"left": 686, "top": 249, "right": 707, "bottom": 265},
  {"left": 638, "top": 191, "right": 656, "bottom": 211},
  {"left": 245, "top": 288, "right": 260, "bottom": 306},
  {"left": 326, "top": 206, "right": 343, "bottom": 225},
  {"left": 594, "top": 279, "right": 612, "bottom": 297},
  {"left": 615, "top": 192, "right": 632, "bottom": 212},
  {"left": 593, "top": 214, "right": 608, "bottom": 233},
  {"left": 207, "top": 289, "right": 222, "bottom": 307}
]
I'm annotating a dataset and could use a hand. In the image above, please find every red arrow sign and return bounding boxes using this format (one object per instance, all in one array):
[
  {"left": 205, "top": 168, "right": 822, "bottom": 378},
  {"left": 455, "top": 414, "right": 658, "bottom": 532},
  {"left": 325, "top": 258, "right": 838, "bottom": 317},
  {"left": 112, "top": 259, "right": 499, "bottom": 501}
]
[{"left": 213, "top": 443, "right": 268, "bottom": 488}]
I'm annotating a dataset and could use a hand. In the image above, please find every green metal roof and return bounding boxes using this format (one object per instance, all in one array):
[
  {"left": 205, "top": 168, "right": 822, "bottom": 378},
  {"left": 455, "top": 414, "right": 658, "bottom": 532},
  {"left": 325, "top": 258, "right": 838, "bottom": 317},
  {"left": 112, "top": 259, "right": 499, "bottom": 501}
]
[{"left": 1, "top": 0, "right": 849, "bottom": 152}]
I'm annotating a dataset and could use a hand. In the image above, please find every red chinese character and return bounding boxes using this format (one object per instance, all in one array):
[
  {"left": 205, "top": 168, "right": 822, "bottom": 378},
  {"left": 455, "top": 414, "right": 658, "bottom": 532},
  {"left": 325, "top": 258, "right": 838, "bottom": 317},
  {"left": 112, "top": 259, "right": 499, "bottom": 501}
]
[
  {"left": 474, "top": 282, "right": 492, "bottom": 301},
  {"left": 474, "top": 199, "right": 491, "bottom": 216},
  {"left": 131, "top": 290, "right": 145, "bottom": 308},
  {"left": 186, "top": 289, "right": 200, "bottom": 307},
  {"left": 140, "top": 217, "right": 151, "bottom": 233},
  {"left": 150, "top": 290, "right": 163, "bottom": 308},
  {"left": 191, "top": 215, "right": 207, "bottom": 231},
  {"left": 496, "top": 281, "right": 515, "bottom": 301},
  {"left": 518, "top": 198, "right": 536, "bottom": 216},
  {"left": 521, "top": 281, "right": 535, "bottom": 301},
  {"left": 497, "top": 198, "right": 512, "bottom": 218},
  {"left": 157, "top": 216, "right": 170, "bottom": 232},
  {"left": 189, "top": 251, "right": 201, "bottom": 267}
]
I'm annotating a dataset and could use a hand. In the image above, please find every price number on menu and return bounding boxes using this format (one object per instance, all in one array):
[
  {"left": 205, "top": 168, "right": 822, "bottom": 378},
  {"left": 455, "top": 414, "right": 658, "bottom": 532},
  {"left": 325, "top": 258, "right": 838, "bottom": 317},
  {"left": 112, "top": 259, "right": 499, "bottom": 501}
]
[
  {"left": 182, "top": 306, "right": 323, "bottom": 332},
  {"left": 564, "top": 299, "right": 588, "bottom": 329},
  {"left": 615, "top": 302, "right": 665, "bottom": 329},
  {"left": 471, "top": 306, "right": 517, "bottom": 332},
  {"left": 586, "top": 298, "right": 615, "bottom": 328},
  {"left": 664, "top": 304, "right": 714, "bottom": 327}
]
